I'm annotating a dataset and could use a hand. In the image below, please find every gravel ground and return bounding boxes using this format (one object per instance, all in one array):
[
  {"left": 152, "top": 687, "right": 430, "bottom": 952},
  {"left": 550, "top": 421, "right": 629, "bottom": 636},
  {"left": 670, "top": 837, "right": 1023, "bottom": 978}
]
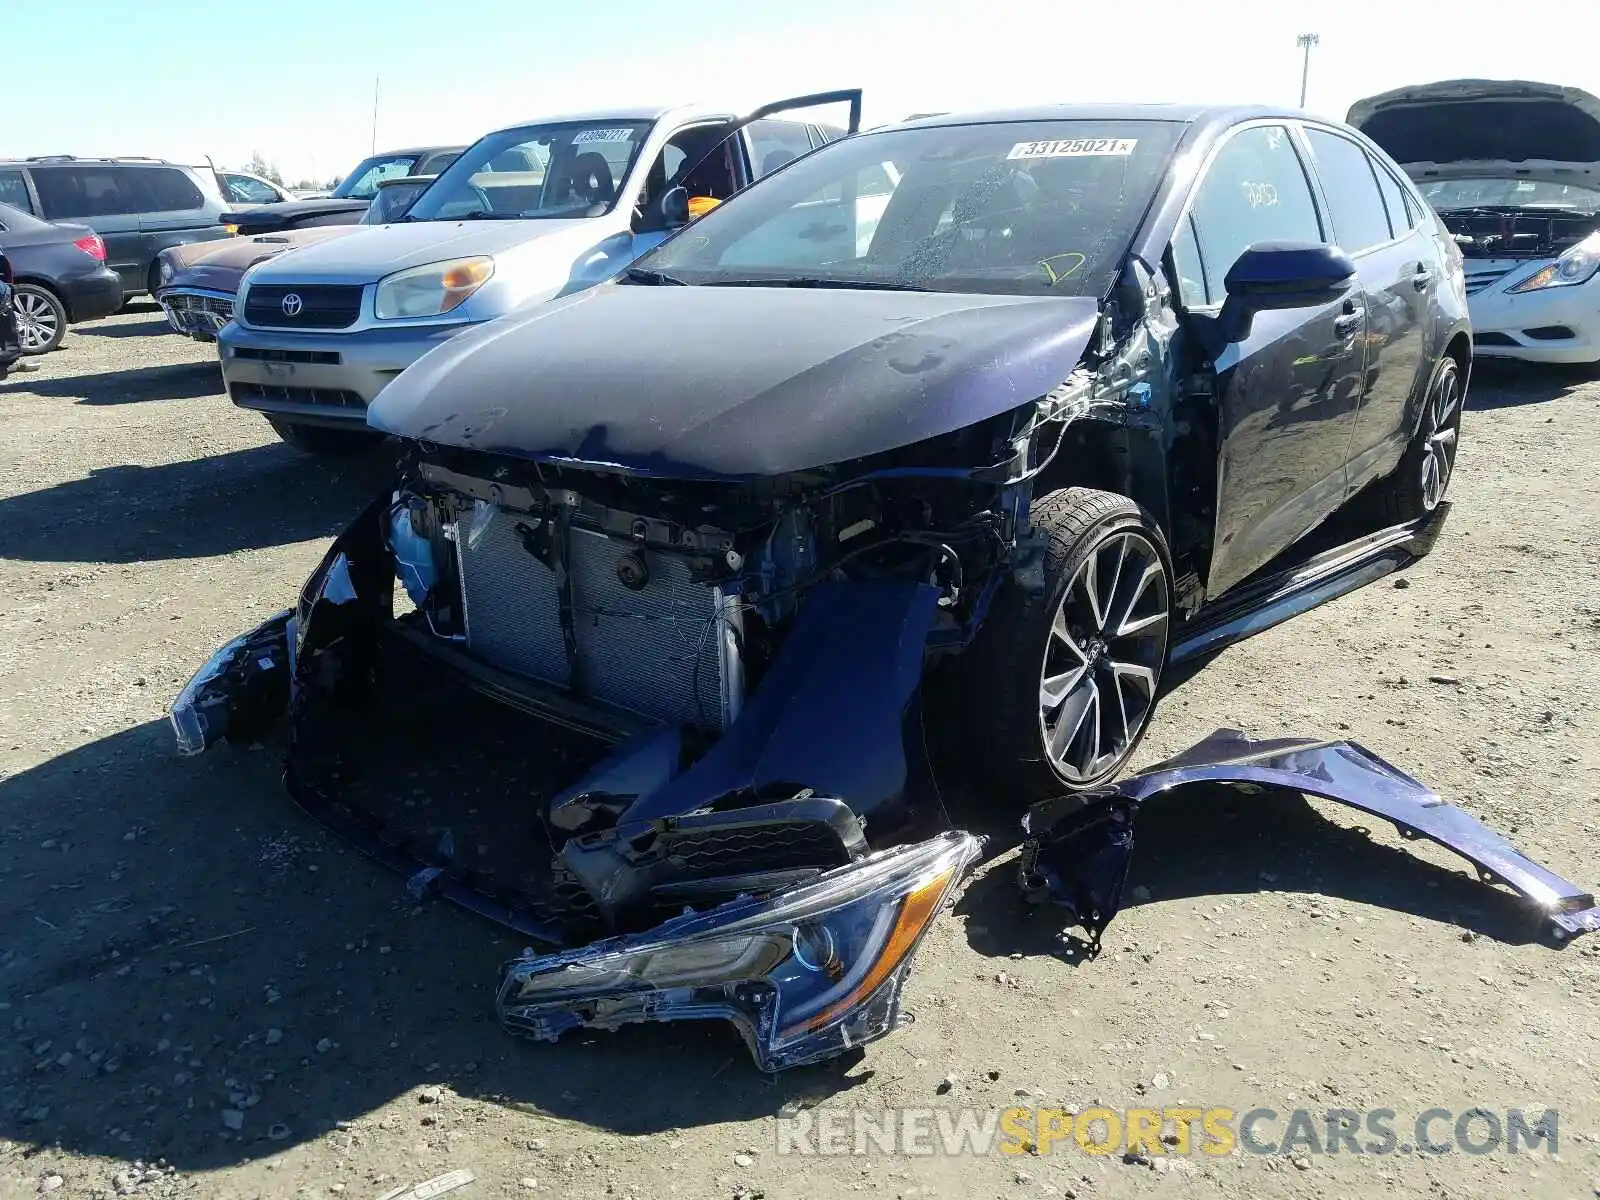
[{"left": 1, "top": 306, "right": 1597, "bottom": 1200}]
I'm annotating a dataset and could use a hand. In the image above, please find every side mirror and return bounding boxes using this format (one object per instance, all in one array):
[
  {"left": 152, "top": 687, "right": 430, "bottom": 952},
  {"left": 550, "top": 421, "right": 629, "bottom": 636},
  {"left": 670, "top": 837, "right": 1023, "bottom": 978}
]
[
  {"left": 660, "top": 186, "right": 690, "bottom": 227},
  {"left": 1219, "top": 241, "right": 1356, "bottom": 342}
]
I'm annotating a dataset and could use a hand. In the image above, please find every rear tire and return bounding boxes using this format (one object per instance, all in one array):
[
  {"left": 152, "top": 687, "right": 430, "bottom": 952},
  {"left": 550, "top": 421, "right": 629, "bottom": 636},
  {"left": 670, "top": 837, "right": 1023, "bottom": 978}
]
[
  {"left": 13, "top": 284, "right": 66, "bottom": 354},
  {"left": 1370, "top": 355, "right": 1462, "bottom": 523},
  {"left": 960, "top": 487, "right": 1173, "bottom": 802},
  {"left": 267, "top": 417, "right": 384, "bottom": 456}
]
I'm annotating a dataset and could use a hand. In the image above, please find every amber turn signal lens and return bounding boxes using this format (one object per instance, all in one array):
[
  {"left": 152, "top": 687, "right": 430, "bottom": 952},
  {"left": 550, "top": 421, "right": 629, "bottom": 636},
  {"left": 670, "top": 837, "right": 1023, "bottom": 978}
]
[{"left": 784, "top": 866, "right": 956, "bottom": 1037}]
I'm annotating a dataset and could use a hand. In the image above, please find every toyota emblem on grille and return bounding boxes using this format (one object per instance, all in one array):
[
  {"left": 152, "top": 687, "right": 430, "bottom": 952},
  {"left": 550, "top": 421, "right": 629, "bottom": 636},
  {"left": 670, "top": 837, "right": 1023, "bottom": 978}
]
[{"left": 281, "top": 293, "right": 304, "bottom": 318}]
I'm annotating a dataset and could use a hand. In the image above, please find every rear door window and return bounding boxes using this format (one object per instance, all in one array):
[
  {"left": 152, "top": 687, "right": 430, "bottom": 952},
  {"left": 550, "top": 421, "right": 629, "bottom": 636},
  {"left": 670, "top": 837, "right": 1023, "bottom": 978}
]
[
  {"left": 0, "top": 169, "right": 33, "bottom": 214},
  {"left": 224, "top": 173, "right": 280, "bottom": 205},
  {"left": 337, "top": 155, "right": 420, "bottom": 199},
  {"left": 32, "top": 166, "right": 143, "bottom": 219},
  {"left": 1401, "top": 186, "right": 1423, "bottom": 229},
  {"left": 135, "top": 167, "right": 205, "bottom": 212},
  {"left": 1188, "top": 124, "right": 1324, "bottom": 302},
  {"left": 417, "top": 150, "right": 461, "bottom": 175},
  {"left": 1370, "top": 159, "right": 1414, "bottom": 235},
  {"left": 748, "top": 118, "right": 815, "bottom": 179},
  {"left": 1304, "top": 128, "right": 1394, "bottom": 253}
]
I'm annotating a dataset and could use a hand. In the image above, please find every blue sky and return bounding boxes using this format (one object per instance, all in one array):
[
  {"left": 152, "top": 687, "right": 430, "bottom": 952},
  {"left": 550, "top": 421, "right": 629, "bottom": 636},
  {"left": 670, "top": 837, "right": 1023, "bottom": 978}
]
[{"left": 6, "top": 0, "right": 1594, "bottom": 183}]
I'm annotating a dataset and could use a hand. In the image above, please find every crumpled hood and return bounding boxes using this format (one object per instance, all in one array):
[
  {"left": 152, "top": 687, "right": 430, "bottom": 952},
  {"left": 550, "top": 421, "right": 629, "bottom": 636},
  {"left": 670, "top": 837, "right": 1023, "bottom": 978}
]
[
  {"left": 1348, "top": 79, "right": 1600, "bottom": 184},
  {"left": 367, "top": 283, "right": 1102, "bottom": 478},
  {"left": 244, "top": 218, "right": 598, "bottom": 285},
  {"left": 167, "top": 227, "right": 358, "bottom": 292}
]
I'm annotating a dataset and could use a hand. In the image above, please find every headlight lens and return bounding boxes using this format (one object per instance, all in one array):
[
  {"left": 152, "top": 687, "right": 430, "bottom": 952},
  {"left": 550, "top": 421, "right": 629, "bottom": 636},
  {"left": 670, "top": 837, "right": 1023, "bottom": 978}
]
[
  {"left": 158, "top": 257, "right": 174, "bottom": 286},
  {"left": 373, "top": 256, "right": 494, "bottom": 320},
  {"left": 1508, "top": 231, "right": 1600, "bottom": 293},
  {"left": 498, "top": 832, "right": 982, "bottom": 1072}
]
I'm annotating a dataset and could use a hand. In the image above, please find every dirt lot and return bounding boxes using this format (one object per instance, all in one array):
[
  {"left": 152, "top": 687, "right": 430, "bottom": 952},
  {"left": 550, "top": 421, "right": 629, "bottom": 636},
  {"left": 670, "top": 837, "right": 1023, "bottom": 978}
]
[{"left": 1, "top": 305, "right": 1597, "bottom": 1200}]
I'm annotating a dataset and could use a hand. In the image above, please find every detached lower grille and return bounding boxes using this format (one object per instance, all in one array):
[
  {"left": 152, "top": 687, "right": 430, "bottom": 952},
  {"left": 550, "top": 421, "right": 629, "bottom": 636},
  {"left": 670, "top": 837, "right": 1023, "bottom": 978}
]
[{"left": 456, "top": 509, "right": 743, "bottom": 730}]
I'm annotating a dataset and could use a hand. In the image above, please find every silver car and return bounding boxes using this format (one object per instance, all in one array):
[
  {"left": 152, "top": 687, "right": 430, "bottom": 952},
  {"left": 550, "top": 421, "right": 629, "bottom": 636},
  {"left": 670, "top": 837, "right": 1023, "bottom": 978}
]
[{"left": 219, "top": 92, "right": 860, "bottom": 454}]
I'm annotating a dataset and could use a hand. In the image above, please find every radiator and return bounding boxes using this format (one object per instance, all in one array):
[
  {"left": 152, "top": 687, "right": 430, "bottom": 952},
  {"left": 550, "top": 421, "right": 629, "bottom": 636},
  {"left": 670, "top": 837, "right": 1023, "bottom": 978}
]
[{"left": 455, "top": 508, "right": 744, "bottom": 730}]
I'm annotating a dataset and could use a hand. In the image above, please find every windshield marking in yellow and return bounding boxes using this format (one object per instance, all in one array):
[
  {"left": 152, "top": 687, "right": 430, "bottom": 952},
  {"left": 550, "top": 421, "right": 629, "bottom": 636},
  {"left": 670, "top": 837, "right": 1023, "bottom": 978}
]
[{"left": 1038, "top": 252, "right": 1088, "bottom": 286}]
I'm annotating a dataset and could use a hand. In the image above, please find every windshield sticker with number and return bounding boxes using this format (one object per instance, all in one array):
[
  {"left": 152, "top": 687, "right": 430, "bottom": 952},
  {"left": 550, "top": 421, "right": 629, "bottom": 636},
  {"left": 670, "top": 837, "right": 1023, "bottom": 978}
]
[
  {"left": 1007, "top": 138, "right": 1138, "bottom": 160},
  {"left": 572, "top": 128, "right": 635, "bottom": 144}
]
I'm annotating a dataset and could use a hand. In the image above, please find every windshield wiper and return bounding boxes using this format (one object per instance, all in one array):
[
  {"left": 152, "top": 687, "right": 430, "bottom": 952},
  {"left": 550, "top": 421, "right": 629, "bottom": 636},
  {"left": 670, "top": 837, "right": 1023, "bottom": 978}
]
[
  {"left": 623, "top": 267, "right": 689, "bottom": 286},
  {"left": 708, "top": 277, "right": 934, "bottom": 292}
]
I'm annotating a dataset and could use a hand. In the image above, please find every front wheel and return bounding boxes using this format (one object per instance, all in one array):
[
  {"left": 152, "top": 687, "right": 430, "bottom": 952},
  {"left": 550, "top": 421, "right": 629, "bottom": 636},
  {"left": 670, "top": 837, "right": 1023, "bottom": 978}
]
[
  {"left": 267, "top": 417, "right": 385, "bottom": 456},
  {"left": 13, "top": 284, "right": 66, "bottom": 354},
  {"left": 964, "top": 487, "right": 1173, "bottom": 801}
]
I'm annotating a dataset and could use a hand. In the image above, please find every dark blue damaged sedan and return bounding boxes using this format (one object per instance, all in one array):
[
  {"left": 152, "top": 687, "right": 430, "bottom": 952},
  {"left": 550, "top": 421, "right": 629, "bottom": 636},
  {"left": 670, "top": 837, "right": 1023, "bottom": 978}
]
[{"left": 173, "top": 103, "right": 1469, "bottom": 950}]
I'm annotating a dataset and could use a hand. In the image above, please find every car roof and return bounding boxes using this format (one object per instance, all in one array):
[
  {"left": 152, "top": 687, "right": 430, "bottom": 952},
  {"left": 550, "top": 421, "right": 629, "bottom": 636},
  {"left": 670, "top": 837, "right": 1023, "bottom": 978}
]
[
  {"left": 886, "top": 102, "right": 1313, "bottom": 134},
  {"left": 486, "top": 103, "right": 741, "bottom": 135},
  {"left": 0, "top": 155, "right": 216, "bottom": 171},
  {"left": 375, "top": 145, "right": 467, "bottom": 157}
]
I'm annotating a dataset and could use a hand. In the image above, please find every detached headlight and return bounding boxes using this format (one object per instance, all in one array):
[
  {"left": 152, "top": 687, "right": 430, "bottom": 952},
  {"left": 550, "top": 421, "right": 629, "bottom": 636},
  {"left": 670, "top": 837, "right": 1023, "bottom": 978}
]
[
  {"left": 373, "top": 256, "right": 494, "bottom": 320},
  {"left": 1509, "top": 231, "right": 1600, "bottom": 293},
  {"left": 169, "top": 610, "right": 294, "bottom": 756},
  {"left": 498, "top": 832, "right": 982, "bottom": 1072}
]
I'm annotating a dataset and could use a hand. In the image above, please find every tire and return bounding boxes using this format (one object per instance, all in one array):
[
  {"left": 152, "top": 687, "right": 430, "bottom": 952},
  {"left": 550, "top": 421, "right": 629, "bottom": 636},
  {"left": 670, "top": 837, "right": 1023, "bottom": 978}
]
[
  {"left": 962, "top": 487, "right": 1174, "bottom": 802},
  {"left": 13, "top": 284, "right": 67, "bottom": 354},
  {"left": 1369, "top": 355, "right": 1462, "bottom": 523},
  {"left": 267, "top": 417, "right": 385, "bottom": 456}
]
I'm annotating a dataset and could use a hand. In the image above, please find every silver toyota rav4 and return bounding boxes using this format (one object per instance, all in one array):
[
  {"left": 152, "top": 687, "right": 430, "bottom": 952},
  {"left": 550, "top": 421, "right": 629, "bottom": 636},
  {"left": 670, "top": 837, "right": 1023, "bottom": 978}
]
[{"left": 219, "top": 92, "right": 860, "bottom": 454}]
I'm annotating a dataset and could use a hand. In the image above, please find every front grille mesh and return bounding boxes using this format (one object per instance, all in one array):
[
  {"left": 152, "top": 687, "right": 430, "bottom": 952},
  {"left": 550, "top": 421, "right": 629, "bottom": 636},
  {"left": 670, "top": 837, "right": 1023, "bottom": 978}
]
[
  {"left": 165, "top": 291, "right": 234, "bottom": 319},
  {"left": 162, "top": 291, "right": 233, "bottom": 336},
  {"left": 457, "top": 510, "right": 739, "bottom": 730},
  {"left": 667, "top": 823, "right": 851, "bottom": 873}
]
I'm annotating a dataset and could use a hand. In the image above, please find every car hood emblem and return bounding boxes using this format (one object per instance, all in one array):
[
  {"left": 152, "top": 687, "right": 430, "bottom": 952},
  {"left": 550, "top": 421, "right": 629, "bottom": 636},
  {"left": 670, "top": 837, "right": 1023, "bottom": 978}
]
[{"left": 281, "top": 293, "right": 303, "bottom": 317}]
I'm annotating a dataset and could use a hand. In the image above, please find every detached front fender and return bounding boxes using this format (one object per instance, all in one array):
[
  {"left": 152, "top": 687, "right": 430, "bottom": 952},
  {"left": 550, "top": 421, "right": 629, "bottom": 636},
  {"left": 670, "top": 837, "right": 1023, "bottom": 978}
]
[{"left": 1020, "top": 728, "right": 1600, "bottom": 948}]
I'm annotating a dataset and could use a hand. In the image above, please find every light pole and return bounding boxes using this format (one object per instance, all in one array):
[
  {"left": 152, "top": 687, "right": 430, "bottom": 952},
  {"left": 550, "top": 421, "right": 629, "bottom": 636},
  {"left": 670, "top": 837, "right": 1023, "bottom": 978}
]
[{"left": 1296, "top": 33, "right": 1320, "bottom": 108}]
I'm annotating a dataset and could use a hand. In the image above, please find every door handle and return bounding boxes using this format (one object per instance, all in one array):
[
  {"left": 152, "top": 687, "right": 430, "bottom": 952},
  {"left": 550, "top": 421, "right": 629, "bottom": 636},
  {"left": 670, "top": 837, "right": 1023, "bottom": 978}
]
[
  {"left": 1412, "top": 266, "right": 1433, "bottom": 291},
  {"left": 1333, "top": 305, "right": 1365, "bottom": 337}
]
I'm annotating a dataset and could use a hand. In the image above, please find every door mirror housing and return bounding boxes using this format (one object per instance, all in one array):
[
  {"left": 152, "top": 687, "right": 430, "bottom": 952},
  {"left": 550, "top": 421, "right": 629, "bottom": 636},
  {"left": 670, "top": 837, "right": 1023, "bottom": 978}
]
[{"left": 1219, "top": 241, "right": 1356, "bottom": 342}]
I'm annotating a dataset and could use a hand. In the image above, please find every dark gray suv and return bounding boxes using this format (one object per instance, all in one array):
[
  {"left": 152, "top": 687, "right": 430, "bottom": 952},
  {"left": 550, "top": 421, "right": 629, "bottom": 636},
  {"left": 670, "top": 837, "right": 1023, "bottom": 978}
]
[{"left": 0, "top": 157, "right": 231, "bottom": 298}]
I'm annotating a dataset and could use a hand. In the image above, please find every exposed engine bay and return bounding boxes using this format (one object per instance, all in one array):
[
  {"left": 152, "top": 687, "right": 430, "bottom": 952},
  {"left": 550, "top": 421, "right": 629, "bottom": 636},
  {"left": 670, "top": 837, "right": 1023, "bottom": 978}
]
[
  {"left": 1439, "top": 206, "right": 1600, "bottom": 259},
  {"left": 392, "top": 435, "right": 1019, "bottom": 735}
]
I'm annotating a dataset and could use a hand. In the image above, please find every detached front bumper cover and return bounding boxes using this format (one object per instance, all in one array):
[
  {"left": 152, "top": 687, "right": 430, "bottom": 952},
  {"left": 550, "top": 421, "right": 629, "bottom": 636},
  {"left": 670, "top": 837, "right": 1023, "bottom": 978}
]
[
  {"left": 497, "top": 831, "right": 982, "bottom": 1073},
  {"left": 1020, "top": 728, "right": 1600, "bottom": 950}
]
